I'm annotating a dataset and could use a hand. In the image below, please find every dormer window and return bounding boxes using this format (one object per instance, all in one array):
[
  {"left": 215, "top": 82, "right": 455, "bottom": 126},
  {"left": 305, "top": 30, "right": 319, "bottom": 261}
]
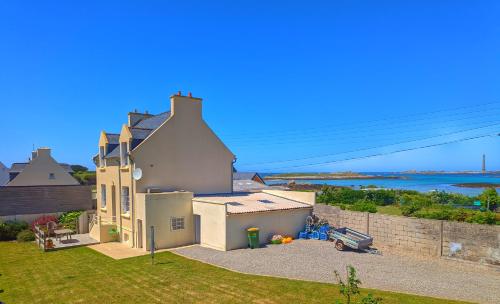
[
  {"left": 99, "top": 146, "right": 105, "bottom": 167},
  {"left": 120, "top": 142, "right": 129, "bottom": 167}
]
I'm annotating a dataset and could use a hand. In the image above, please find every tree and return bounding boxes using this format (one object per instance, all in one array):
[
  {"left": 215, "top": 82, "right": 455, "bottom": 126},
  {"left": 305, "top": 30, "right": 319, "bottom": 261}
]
[
  {"left": 70, "top": 165, "right": 88, "bottom": 172},
  {"left": 334, "top": 265, "right": 382, "bottom": 304},
  {"left": 479, "top": 188, "right": 498, "bottom": 211}
]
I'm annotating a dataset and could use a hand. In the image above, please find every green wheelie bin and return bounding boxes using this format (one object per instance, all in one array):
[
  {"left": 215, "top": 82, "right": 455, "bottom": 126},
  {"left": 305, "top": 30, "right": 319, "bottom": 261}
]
[{"left": 247, "top": 227, "right": 259, "bottom": 249}]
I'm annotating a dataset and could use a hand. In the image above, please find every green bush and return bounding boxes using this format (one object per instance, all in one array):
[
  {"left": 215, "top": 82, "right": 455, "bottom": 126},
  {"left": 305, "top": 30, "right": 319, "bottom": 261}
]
[
  {"left": 348, "top": 201, "right": 377, "bottom": 213},
  {"left": 400, "top": 203, "right": 421, "bottom": 216},
  {"left": 317, "top": 187, "right": 366, "bottom": 205},
  {"left": 16, "top": 229, "right": 35, "bottom": 242},
  {"left": 58, "top": 211, "right": 83, "bottom": 230},
  {"left": 466, "top": 211, "right": 496, "bottom": 225},
  {"left": 0, "top": 221, "right": 29, "bottom": 241},
  {"left": 365, "top": 190, "right": 397, "bottom": 206}
]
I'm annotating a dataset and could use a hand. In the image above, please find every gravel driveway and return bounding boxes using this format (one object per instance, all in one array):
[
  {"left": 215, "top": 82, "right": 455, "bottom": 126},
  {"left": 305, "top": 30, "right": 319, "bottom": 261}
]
[{"left": 172, "top": 240, "right": 500, "bottom": 304}]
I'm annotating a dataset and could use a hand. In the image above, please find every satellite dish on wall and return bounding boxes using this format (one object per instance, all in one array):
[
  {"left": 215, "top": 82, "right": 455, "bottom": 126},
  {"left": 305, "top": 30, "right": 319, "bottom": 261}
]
[{"left": 133, "top": 168, "right": 143, "bottom": 180}]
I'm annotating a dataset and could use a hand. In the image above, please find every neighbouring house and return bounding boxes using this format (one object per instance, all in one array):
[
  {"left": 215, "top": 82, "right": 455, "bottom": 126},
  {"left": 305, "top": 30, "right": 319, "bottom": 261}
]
[
  {"left": 0, "top": 162, "right": 9, "bottom": 186},
  {"left": 233, "top": 172, "right": 266, "bottom": 184},
  {"left": 6, "top": 148, "right": 79, "bottom": 187},
  {"left": 0, "top": 149, "right": 92, "bottom": 223},
  {"left": 92, "top": 92, "right": 314, "bottom": 251}
]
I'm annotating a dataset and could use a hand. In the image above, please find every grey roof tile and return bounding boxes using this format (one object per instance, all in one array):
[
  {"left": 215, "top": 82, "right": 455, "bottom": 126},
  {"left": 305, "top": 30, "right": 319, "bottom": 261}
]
[
  {"left": 9, "top": 163, "right": 28, "bottom": 172},
  {"left": 106, "top": 133, "right": 120, "bottom": 144},
  {"left": 134, "top": 112, "right": 170, "bottom": 129}
]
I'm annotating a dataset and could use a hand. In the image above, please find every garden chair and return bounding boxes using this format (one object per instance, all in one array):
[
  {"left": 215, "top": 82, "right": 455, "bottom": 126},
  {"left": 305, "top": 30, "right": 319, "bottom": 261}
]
[{"left": 46, "top": 221, "right": 58, "bottom": 237}]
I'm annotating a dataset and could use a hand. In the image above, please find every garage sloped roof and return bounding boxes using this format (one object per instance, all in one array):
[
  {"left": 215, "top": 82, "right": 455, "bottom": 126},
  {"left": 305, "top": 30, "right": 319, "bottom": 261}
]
[{"left": 193, "top": 192, "right": 312, "bottom": 214}]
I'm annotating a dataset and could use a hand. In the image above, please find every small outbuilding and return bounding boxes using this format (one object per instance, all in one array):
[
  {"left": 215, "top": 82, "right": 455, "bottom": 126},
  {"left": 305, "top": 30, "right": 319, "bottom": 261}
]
[{"left": 192, "top": 190, "right": 315, "bottom": 251}]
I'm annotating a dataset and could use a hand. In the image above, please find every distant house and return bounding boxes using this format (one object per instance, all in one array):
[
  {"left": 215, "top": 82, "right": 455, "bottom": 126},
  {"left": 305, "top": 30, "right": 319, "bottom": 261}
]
[
  {"left": 0, "top": 162, "right": 9, "bottom": 186},
  {"left": 233, "top": 172, "right": 266, "bottom": 184},
  {"left": 6, "top": 148, "right": 79, "bottom": 187}
]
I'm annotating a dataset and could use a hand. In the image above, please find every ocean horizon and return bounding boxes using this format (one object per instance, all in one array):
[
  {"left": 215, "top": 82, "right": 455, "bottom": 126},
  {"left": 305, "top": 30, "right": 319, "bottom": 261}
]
[{"left": 264, "top": 172, "right": 500, "bottom": 196}]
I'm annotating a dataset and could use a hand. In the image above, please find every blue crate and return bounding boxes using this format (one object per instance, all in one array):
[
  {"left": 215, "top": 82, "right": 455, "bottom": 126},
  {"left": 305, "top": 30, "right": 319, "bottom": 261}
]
[
  {"left": 310, "top": 231, "right": 320, "bottom": 240},
  {"left": 298, "top": 231, "right": 308, "bottom": 239},
  {"left": 319, "top": 225, "right": 330, "bottom": 233},
  {"left": 319, "top": 232, "right": 328, "bottom": 241}
]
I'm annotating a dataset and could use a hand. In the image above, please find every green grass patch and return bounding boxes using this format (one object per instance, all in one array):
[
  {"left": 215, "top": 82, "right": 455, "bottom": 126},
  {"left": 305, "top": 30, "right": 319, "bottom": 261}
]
[
  {"left": 0, "top": 242, "right": 469, "bottom": 304},
  {"left": 377, "top": 205, "right": 403, "bottom": 216}
]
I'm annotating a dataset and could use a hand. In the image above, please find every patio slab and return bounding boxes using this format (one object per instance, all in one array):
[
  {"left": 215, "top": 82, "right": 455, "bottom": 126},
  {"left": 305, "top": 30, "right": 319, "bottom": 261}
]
[
  {"left": 88, "top": 242, "right": 172, "bottom": 260},
  {"left": 48, "top": 233, "right": 99, "bottom": 250}
]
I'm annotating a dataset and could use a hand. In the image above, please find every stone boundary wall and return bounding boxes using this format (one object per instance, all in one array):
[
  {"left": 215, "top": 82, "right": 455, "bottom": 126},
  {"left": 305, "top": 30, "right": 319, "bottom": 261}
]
[
  {"left": 313, "top": 204, "right": 500, "bottom": 265},
  {"left": 0, "top": 185, "right": 94, "bottom": 218}
]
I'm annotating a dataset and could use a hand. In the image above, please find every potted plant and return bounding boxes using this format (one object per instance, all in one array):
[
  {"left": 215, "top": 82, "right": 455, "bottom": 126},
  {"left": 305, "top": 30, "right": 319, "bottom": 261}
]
[
  {"left": 108, "top": 227, "right": 119, "bottom": 241},
  {"left": 45, "top": 239, "right": 54, "bottom": 249}
]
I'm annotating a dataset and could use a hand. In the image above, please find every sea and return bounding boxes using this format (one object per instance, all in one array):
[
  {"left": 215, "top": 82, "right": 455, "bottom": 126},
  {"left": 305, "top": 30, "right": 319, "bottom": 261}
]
[{"left": 264, "top": 172, "right": 500, "bottom": 196}]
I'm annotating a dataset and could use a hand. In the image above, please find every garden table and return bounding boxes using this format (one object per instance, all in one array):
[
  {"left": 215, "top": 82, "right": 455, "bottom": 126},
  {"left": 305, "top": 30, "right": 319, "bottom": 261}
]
[{"left": 54, "top": 228, "right": 73, "bottom": 242}]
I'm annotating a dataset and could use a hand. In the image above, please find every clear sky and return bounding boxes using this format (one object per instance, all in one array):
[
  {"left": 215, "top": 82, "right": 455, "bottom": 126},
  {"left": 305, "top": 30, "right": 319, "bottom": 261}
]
[{"left": 1, "top": 1, "right": 499, "bottom": 173}]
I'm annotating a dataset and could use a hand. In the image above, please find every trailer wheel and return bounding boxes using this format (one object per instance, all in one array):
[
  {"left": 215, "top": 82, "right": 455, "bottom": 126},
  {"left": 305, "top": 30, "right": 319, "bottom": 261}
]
[{"left": 335, "top": 240, "right": 345, "bottom": 251}]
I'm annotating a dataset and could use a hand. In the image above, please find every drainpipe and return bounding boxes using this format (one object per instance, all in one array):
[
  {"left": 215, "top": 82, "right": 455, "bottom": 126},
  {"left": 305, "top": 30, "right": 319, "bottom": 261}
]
[
  {"left": 130, "top": 159, "right": 136, "bottom": 248},
  {"left": 129, "top": 153, "right": 136, "bottom": 248},
  {"left": 117, "top": 161, "right": 123, "bottom": 242}
]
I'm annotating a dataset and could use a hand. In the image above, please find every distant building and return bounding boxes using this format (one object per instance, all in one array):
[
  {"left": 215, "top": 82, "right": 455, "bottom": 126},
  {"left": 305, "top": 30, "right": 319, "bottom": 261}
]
[
  {"left": 482, "top": 154, "right": 486, "bottom": 173},
  {"left": 0, "top": 162, "right": 9, "bottom": 186},
  {"left": 6, "top": 147, "right": 78, "bottom": 186},
  {"left": 233, "top": 172, "right": 266, "bottom": 184}
]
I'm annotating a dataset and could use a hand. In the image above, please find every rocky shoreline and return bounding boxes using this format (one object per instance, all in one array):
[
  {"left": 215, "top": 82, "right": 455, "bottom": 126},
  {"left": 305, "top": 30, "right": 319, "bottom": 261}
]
[{"left": 452, "top": 183, "right": 500, "bottom": 188}]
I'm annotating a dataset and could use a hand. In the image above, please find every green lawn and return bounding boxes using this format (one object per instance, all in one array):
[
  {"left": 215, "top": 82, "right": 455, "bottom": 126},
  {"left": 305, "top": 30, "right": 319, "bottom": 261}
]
[
  {"left": 0, "top": 242, "right": 469, "bottom": 304},
  {"left": 377, "top": 205, "right": 403, "bottom": 216}
]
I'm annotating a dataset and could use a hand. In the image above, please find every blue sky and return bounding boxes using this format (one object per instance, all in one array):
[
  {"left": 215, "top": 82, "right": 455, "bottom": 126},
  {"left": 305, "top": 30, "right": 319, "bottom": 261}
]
[{"left": 1, "top": 1, "right": 499, "bottom": 172}]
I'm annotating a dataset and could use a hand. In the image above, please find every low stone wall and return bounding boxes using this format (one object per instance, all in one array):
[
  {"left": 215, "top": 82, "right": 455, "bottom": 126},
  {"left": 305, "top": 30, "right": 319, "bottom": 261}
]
[{"left": 313, "top": 204, "right": 500, "bottom": 265}]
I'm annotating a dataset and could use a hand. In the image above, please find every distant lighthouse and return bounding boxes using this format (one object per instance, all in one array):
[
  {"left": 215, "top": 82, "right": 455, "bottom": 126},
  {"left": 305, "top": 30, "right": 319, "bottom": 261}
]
[{"left": 482, "top": 154, "right": 486, "bottom": 173}]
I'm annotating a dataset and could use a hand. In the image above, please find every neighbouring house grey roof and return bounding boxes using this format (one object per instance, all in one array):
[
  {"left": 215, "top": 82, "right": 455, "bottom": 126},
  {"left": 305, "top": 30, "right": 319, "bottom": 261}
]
[
  {"left": 0, "top": 161, "right": 9, "bottom": 186},
  {"left": 9, "top": 162, "right": 72, "bottom": 174},
  {"left": 134, "top": 111, "right": 170, "bottom": 129},
  {"left": 59, "top": 163, "right": 74, "bottom": 173},
  {"left": 233, "top": 172, "right": 263, "bottom": 181},
  {"left": 193, "top": 192, "right": 312, "bottom": 214},
  {"left": 233, "top": 180, "right": 269, "bottom": 192},
  {"left": 9, "top": 163, "right": 28, "bottom": 173}
]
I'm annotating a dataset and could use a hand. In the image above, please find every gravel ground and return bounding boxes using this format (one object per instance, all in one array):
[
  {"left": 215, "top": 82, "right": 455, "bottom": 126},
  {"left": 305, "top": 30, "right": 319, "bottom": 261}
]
[{"left": 172, "top": 240, "right": 500, "bottom": 304}]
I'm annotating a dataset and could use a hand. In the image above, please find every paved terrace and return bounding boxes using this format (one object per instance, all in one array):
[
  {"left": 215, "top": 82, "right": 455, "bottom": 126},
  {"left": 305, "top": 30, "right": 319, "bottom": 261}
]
[{"left": 173, "top": 239, "right": 500, "bottom": 304}]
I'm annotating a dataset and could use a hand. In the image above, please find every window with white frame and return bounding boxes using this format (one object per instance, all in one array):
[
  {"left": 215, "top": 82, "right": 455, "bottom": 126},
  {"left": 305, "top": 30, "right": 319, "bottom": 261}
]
[
  {"left": 120, "top": 142, "right": 129, "bottom": 166},
  {"left": 48, "top": 173, "right": 55, "bottom": 179},
  {"left": 171, "top": 217, "right": 185, "bottom": 231},
  {"left": 99, "top": 146, "right": 105, "bottom": 167},
  {"left": 121, "top": 186, "right": 130, "bottom": 214},
  {"left": 101, "top": 185, "right": 107, "bottom": 209}
]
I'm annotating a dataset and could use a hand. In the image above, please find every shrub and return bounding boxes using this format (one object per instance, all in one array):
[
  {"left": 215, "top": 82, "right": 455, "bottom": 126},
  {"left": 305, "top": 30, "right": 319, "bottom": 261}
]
[
  {"left": 349, "top": 201, "right": 377, "bottom": 213},
  {"left": 365, "top": 190, "right": 396, "bottom": 206},
  {"left": 0, "top": 220, "right": 29, "bottom": 241},
  {"left": 31, "top": 215, "right": 58, "bottom": 231},
  {"left": 58, "top": 211, "right": 83, "bottom": 230},
  {"left": 317, "top": 187, "right": 365, "bottom": 205},
  {"left": 401, "top": 203, "right": 421, "bottom": 216},
  {"left": 466, "top": 211, "right": 496, "bottom": 225},
  {"left": 16, "top": 229, "right": 35, "bottom": 242}
]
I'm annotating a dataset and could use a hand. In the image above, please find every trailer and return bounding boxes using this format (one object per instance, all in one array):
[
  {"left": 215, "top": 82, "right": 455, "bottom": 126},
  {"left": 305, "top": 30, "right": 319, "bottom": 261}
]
[{"left": 328, "top": 227, "right": 373, "bottom": 251}]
